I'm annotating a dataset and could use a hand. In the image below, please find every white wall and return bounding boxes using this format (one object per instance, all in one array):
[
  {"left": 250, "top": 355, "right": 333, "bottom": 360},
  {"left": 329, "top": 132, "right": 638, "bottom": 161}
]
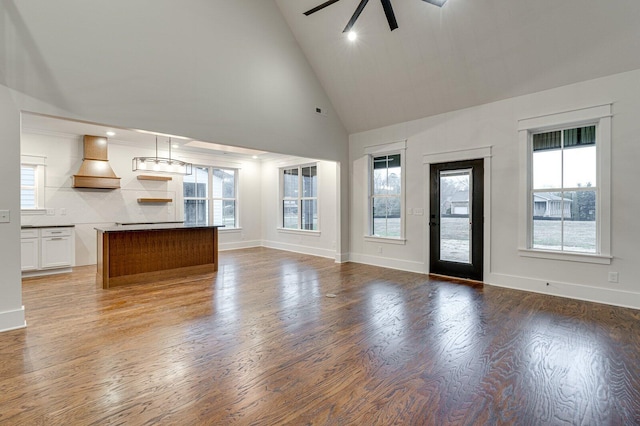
[
  {"left": 0, "top": 86, "right": 24, "bottom": 331},
  {"left": 350, "top": 69, "right": 640, "bottom": 309},
  {"left": 261, "top": 157, "right": 338, "bottom": 259},
  {"left": 21, "top": 131, "right": 264, "bottom": 266}
]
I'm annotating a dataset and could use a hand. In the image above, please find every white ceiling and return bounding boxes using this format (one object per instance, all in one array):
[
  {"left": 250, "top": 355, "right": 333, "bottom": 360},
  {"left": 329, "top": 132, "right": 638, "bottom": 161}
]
[
  {"left": 276, "top": 0, "right": 640, "bottom": 133},
  {"left": 21, "top": 113, "right": 273, "bottom": 160}
]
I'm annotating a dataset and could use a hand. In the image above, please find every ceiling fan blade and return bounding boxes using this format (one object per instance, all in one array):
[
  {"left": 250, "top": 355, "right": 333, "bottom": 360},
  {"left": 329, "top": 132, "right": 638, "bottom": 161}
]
[
  {"left": 422, "top": 0, "right": 447, "bottom": 7},
  {"left": 343, "top": 0, "right": 370, "bottom": 32},
  {"left": 380, "top": 0, "right": 398, "bottom": 31},
  {"left": 304, "top": 0, "right": 342, "bottom": 16}
]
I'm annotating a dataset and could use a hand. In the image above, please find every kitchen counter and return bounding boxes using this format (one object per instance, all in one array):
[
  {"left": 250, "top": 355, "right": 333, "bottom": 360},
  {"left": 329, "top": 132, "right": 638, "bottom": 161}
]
[
  {"left": 95, "top": 223, "right": 219, "bottom": 233},
  {"left": 21, "top": 224, "right": 75, "bottom": 229},
  {"left": 96, "top": 224, "right": 220, "bottom": 288}
]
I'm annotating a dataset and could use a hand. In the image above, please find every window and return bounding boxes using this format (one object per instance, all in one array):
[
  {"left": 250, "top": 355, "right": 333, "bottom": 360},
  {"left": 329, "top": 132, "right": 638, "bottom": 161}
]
[
  {"left": 184, "top": 166, "right": 237, "bottom": 227},
  {"left": 20, "top": 156, "right": 46, "bottom": 211},
  {"left": 281, "top": 165, "right": 318, "bottom": 230},
  {"left": 531, "top": 126, "right": 596, "bottom": 253},
  {"left": 21, "top": 165, "right": 38, "bottom": 209},
  {"left": 370, "top": 153, "right": 402, "bottom": 238},
  {"left": 518, "top": 104, "right": 611, "bottom": 264}
]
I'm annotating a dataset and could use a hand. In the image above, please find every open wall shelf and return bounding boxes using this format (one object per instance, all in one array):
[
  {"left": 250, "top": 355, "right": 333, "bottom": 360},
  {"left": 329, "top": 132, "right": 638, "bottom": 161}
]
[
  {"left": 137, "top": 198, "right": 172, "bottom": 203},
  {"left": 137, "top": 175, "right": 173, "bottom": 181}
]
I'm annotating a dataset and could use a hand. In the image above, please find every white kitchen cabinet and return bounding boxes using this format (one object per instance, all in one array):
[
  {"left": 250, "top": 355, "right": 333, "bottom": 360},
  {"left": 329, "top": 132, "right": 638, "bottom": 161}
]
[
  {"left": 20, "top": 230, "right": 39, "bottom": 271},
  {"left": 21, "top": 226, "right": 75, "bottom": 276}
]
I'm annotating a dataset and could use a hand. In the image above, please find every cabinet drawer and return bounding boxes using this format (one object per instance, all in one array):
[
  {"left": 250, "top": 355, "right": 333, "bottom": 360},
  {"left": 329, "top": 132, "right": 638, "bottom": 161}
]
[
  {"left": 41, "top": 228, "right": 72, "bottom": 237},
  {"left": 21, "top": 229, "right": 39, "bottom": 238}
]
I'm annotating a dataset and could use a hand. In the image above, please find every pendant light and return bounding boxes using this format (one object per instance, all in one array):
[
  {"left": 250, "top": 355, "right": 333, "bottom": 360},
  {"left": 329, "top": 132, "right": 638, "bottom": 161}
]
[{"left": 132, "top": 137, "right": 193, "bottom": 175}]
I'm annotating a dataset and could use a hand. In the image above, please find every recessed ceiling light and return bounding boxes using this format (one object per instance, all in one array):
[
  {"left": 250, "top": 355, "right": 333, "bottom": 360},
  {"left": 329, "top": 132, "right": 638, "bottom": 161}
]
[
  {"left": 252, "top": 155, "right": 259, "bottom": 159},
  {"left": 106, "top": 131, "right": 116, "bottom": 137},
  {"left": 347, "top": 31, "right": 357, "bottom": 41},
  {"left": 172, "top": 144, "right": 179, "bottom": 149}
]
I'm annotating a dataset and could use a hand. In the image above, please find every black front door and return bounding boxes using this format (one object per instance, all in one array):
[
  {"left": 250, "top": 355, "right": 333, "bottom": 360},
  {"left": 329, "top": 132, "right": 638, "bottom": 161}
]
[{"left": 429, "top": 159, "right": 484, "bottom": 281}]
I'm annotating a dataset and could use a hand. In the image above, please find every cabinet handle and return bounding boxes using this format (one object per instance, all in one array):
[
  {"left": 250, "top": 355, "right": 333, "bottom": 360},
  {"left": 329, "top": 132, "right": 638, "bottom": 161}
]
[
  {"left": 51, "top": 231, "right": 62, "bottom": 234},
  {"left": 50, "top": 237, "right": 63, "bottom": 241}
]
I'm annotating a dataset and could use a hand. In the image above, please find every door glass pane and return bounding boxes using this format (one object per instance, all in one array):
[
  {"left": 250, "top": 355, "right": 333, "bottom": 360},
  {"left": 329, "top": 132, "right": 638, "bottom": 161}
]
[{"left": 440, "top": 170, "right": 471, "bottom": 263}]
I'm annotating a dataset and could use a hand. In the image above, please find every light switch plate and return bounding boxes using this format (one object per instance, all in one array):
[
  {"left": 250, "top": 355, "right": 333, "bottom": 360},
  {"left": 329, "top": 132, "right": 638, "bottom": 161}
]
[
  {"left": 413, "top": 208, "right": 424, "bottom": 216},
  {"left": 0, "top": 209, "right": 9, "bottom": 223}
]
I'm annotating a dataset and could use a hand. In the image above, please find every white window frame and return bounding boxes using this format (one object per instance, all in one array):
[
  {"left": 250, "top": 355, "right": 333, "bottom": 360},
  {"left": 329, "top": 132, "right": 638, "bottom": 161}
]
[
  {"left": 364, "top": 140, "right": 407, "bottom": 243},
  {"left": 279, "top": 163, "right": 319, "bottom": 233},
  {"left": 183, "top": 165, "right": 239, "bottom": 228},
  {"left": 517, "top": 104, "right": 612, "bottom": 264},
  {"left": 21, "top": 155, "right": 46, "bottom": 214}
]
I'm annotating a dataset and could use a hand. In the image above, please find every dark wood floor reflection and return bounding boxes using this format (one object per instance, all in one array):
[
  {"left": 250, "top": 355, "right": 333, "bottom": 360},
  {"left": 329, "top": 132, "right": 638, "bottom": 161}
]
[{"left": 2, "top": 248, "right": 639, "bottom": 424}]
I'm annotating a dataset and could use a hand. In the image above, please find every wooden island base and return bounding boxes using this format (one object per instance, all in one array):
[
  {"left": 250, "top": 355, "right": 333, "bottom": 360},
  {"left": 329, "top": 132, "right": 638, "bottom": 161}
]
[{"left": 96, "top": 225, "right": 219, "bottom": 288}]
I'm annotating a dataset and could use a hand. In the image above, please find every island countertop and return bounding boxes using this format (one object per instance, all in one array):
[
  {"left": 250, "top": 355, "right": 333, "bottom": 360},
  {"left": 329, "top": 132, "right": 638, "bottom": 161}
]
[{"left": 95, "top": 223, "right": 223, "bottom": 233}]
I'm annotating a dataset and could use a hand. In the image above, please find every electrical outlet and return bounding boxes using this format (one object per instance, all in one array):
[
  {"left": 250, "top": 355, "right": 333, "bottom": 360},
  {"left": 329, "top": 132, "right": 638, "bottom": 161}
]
[
  {"left": 46, "top": 208, "right": 55, "bottom": 216},
  {"left": 0, "top": 209, "right": 9, "bottom": 223},
  {"left": 407, "top": 208, "right": 413, "bottom": 215},
  {"left": 60, "top": 208, "right": 67, "bottom": 216},
  {"left": 608, "top": 272, "right": 619, "bottom": 283},
  {"left": 377, "top": 246, "right": 382, "bottom": 254}
]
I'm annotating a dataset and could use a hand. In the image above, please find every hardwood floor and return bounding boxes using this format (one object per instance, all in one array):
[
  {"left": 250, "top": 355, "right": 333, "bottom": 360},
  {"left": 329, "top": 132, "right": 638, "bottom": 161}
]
[{"left": 2, "top": 247, "right": 639, "bottom": 425}]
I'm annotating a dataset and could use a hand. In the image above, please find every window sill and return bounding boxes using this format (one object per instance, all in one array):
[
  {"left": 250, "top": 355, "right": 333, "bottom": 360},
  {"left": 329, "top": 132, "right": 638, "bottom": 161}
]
[
  {"left": 518, "top": 248, "right": 612, "bottom": 265},
  {"left": 364, "top": 235, "right": 406, "bottom": 245},
  {"left": 21, "top": 209, "right": 47, "bottom": 216},
  {"left": 277, "top": 228, "right": 321, "bottom": 236}
]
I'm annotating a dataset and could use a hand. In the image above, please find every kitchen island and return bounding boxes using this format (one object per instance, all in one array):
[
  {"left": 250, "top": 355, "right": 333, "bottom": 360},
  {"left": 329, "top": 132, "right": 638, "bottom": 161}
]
[{"left": 95, "top": 223, "right": 220, "bottom": 289}]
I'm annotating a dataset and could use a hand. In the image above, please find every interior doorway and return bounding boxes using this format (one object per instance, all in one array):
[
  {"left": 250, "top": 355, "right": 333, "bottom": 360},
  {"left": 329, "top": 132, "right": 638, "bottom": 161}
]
[{"left": 429, "top": 159, "right": 484, "bottom": 281}]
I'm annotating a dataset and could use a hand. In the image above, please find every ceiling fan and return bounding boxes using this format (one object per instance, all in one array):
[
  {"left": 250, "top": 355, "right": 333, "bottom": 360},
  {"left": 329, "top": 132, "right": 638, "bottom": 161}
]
[{"left": 304, "top": 0, "right": 447, "bottom": 33}]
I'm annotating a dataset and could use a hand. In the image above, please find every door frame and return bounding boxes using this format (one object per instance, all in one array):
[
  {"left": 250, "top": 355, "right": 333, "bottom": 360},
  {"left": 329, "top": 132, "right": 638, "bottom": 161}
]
[
  {"left": 422, "top": 146, "right": 492, "bottom": 280},
  {"left": 429, "top": 159, "right": 483, "bottom": 280}
]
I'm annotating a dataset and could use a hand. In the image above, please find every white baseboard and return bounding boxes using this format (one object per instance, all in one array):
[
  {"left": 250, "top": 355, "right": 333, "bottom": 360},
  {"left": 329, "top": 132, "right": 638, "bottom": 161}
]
[
  {"left": 219, "top": 240, "right": 262, "bottom": 251},
  {"left": 22, "top": 267, "right": 73, "bottom": 278},
  {"left": 0, "top": 306, "right": 26, "bottom": 332},
  {"left": 486, "top": 272, "right": 640, "bottom": 310},
  {"left": 349, "top": 253, "right": 426, "bottom": 274},
  {"left": 335, "top": 252, "right": 350, "bottom": 263},
  {"left": 262, "top": 240, "right": 335, "bottom": 259}
]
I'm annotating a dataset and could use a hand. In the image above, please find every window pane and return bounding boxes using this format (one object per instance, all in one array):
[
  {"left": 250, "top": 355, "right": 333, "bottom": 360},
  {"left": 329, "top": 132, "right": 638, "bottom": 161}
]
[
  {"left": 223, "top": 169, "right": 235, "bottom": 198},
  {"left": 283, "top": 200, "right": 298, "bottom": 229},
  {"left": 563, "top": 190, "right": 596, "bottom": 253},
  {"left": 301, "top": 199, "right": 317, "bottom": 231},
  {"left": 184, "top": 199, "right": 208, "bottom": 226},
  {"left": 533, "top": 130, "right": 561, "bottom": 151},
  {"left": 195, "top": 167, "right": 209, "bottom": 197},
  {"left": 302, "top": 166, "right": 317, "bottom": 198},
  {"left": 532, "top": 192, "right": 563, "bottom": 250},
  {"left": 21, "top": 190, "right": 36, "bottom": 209},
  {"left": 283, "top": 169, "right": 298, "bottom": 198},
  {"left": 373, "top": 168, "right": 388, "bottom": 195},
  {"left": 533, "top": 149, "right": 561, "bottom": 189},
  {"left": 563, "top": 145, "right": 596, "bottom": 188},
  {"left": 372, "top": 197, "right": 401, "bottom": 237},
  {"left": 21, "top": 165, "right": 37, "bottom": 209},
  {"left": 564, "top": 126, "right": 595, "bottom": 148},
  {"left": 223, "top": 200, "right": 236, "bottom": 227}
]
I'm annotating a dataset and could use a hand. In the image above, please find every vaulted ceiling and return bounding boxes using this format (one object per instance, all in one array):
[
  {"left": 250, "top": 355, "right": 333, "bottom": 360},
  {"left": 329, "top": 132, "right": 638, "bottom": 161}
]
[{"left": 276, "top": 0, "right": 640, "bottom": 133}]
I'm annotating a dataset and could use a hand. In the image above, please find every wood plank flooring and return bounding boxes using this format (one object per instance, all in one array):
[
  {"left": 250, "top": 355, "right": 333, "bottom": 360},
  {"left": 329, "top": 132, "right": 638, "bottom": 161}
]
[{"left": 1, "top": 247, "right": 639, "bottom": 425}]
